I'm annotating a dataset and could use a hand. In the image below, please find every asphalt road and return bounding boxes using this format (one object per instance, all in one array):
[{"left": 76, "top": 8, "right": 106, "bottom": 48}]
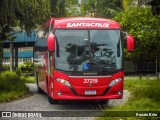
[{"left": 0, "top": 83, "right": 130, "bottom": 120}]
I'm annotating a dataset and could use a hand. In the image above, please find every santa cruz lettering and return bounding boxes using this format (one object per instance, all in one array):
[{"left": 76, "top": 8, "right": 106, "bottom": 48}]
[{"left": 67, "top": 23, "right": 109, "bottom": 28}]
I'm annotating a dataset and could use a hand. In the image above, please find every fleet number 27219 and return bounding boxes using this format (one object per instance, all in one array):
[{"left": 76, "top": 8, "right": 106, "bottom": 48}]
[{"left": 84, "top": 79, "right": 98, "bottom": 83}]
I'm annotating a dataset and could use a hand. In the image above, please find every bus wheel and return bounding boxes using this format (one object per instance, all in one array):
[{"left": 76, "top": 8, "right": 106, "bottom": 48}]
[
  {"left": 38, "top": 86, "right": 43, "bottom": 94},
  {"left": 99, "top": 100, "right": 108, "bottom": 105},
  {"left": 36, "top": 73, "right": 43, "bottom": 94},
  {"left": 48, "top": 95, "right": 59, "bottom": 104},
  {"left": 35, "top": 72, "right": 38, "bottom": 85}
]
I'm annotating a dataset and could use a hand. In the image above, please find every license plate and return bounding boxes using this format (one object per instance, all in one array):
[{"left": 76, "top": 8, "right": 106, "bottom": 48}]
[{"left": 85, "top": 90, "right": 96, "bottom": 95}]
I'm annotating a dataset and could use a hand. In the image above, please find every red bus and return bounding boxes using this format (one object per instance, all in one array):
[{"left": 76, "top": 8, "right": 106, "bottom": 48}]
[{"left": 34, "top": 17, "right": 134, "bottom": 104}]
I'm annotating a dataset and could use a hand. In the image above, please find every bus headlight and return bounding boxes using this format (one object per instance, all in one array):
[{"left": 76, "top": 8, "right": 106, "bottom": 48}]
[
  {"left": 56, "top": 78, "right": 72, "bottom": 87},
  {"left": 109, "top": 78, "right": 122, "bottom": 87}
]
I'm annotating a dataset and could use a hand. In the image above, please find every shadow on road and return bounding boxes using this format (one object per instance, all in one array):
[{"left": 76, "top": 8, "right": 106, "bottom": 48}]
[
  {"left": 26, "top": 83, "right": 109, "bottom": 110},
  {"left": 59, "top": 100, "right": 108, "bottom": 110}
]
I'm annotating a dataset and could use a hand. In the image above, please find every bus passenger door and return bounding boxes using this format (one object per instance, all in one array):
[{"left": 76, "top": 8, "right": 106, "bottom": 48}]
[{"left": 47, "top": 51, "right": 54, "bottom": 97}]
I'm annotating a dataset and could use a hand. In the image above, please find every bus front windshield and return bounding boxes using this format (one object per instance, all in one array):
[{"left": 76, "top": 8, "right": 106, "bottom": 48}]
[{"left": 55, "top": 29, "right": 122, "bottom": 75}]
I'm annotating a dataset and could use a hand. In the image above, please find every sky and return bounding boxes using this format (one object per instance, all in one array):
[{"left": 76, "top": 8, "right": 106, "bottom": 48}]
[{"left": 78, "top": 0, "right": 81, "bottom": 4}]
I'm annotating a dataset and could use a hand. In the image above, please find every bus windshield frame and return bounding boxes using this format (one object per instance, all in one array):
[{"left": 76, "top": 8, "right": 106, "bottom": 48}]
[{"left": 54, "top": 29, "right": 123, "bottom": 76}]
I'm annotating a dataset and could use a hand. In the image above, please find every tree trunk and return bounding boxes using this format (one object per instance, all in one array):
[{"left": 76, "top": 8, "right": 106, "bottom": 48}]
[
  {"left": 156, "top": 54, "right": 159, "bottom": 80},
  {"left": 0, "top": 40, "right": 3, "bottom": 72},
  {"left": 15, "top": 47, "right": 18, "bottom": 70},
  {"left": 138, "top": 54, "right": 142, "bottom": 80},
  {"left": 50, "top": 0, "right": 58, "bottom": 17}
]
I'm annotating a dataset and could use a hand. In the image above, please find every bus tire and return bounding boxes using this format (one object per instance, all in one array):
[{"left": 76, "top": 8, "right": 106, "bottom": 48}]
[
  {"left": 35, "top": 72, "right": 38, "bottom": 85},
  {"left": 48, "top": 95, "right": 59, "bottom": 104},
  {"left": 38, "top": 86, "right": 43, "bottom": 94},
  {"left": 36, "top": 72, "right": 43, "bottom": 94}
]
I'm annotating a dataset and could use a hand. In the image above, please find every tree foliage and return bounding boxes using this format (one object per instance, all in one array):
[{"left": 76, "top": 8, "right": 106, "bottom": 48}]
[
  {"left": 0, "top": 0, "right": 68, "bottom": 72},
  {"left": 114, "top": 7, "right": 160, "bottom": 61},
  {"left": 95, "top": 0, "right": 122, "bottom": 18},
  {"left": 122, "top": 0, "right": 131, "bottom": 10},
  {"left": 0, "top": 0, "right": 51, "bottom": 72},
  {"left": 50, "top": 0, "right": 66, "bottom": 17},
  {"left": 65, "top": 0, "right": 82, "bottom": 17},
  {"left": 150, "top": 0, "right": 160, "bottom": 15},
  {"left": 79, "top": 0, "right": 122, "bottom": 18},
  {"left": 0, "top": 0, "right": 50, "bottom": 37}
]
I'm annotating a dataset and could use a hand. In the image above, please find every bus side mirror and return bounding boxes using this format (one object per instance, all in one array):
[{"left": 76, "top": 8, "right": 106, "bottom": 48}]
[
  {"left": 48, "top": 33, "right": 56, "bottom": 51},
  {"left": 126, "top": 34, "right": 134, "bottom": 51}
]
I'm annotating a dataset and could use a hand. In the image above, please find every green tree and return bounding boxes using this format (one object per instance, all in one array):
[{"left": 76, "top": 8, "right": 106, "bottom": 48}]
[
  {"left": 150, "top": 0, "right": 160, "bottom": 15},
  {"left": 50, "top": 0, "right": 66, "bottom": 17},
  {"left": 65, "top": 0, "right": 82, "bottom": 17},
  {"left": 114, "top": 7, "right": 160, "bottom": 75},
  {"left": 122, "top": 0, "right": 152, "bottom": 10},
  {"left": 122, "top": 0, "right": 131, "bottom": 10},
  {"left": 80, "top": 0, "right": 96, "bottom": 17},
  {"left": 0, "top": 0, "right": 50, "bottom": 72},
  {"left": 80, "top": 0, "right": 122, "bottom": 18},
  {"left": 96, "top": 0, "right": 122, "bottom": 18}
]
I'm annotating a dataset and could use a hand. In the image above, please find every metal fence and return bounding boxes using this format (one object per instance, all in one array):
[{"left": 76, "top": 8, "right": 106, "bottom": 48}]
[{"left": 124, "top": 61, "right": 160, "bottom": 75}]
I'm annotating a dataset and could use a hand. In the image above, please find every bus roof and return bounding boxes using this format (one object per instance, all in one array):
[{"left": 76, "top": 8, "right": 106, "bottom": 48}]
[{"left": 51, "top": 17, "right": 121, "bottom": 29}]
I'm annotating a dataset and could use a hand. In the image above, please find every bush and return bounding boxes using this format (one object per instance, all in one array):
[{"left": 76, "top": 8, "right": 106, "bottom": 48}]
[
  {"left": 2, "top": 64, "right": 10, "bottom": 71},
  {"left": 15, "top": 67, "right": 22, "bottom": 76},
  {"left": 0, "top": 71, "right": 29, "bottom": 102},
  {"left": 18, "top": 61, "right": 34, "bottom": 75}
]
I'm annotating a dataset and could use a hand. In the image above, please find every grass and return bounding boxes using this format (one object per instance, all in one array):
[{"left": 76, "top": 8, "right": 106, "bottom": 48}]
[
  {"left": 0, "top": 71, "right": 29, "bottom": 103},
  {"left": 98, "top": 78, "right": 160, "bottom": 119},
  {"left": 23, "top": 76, "right": 35, "bottom": 83},
  {"left": 0, "top": 91, "right": 29, "bottom": 102}
]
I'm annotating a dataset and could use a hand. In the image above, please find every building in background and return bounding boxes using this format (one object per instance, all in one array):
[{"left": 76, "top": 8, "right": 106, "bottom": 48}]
[
  {"left": 3, "top": 48, "right": 33, "bottom": 65},
  {"left": 3, "top": 31, "right": 36, "bottom": 68}
]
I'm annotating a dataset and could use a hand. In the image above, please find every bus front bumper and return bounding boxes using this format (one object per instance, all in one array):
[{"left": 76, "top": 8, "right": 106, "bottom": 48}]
[{"left": 52, "top": 80, "right": 123, "bottom": 100}]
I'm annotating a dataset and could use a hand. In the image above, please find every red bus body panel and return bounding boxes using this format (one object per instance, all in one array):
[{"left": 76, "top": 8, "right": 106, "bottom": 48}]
[
  {"left": 49, "top": 71, "right": 124, "bottom": 100},
  {"left": 52, "top": 17, "right": 121, "bottom": 29}
]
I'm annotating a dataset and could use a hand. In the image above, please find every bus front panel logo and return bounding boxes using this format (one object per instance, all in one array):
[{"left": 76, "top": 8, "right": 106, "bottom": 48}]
[{"left": 66, "top": 23, "right": 109, "bottom": 28}]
